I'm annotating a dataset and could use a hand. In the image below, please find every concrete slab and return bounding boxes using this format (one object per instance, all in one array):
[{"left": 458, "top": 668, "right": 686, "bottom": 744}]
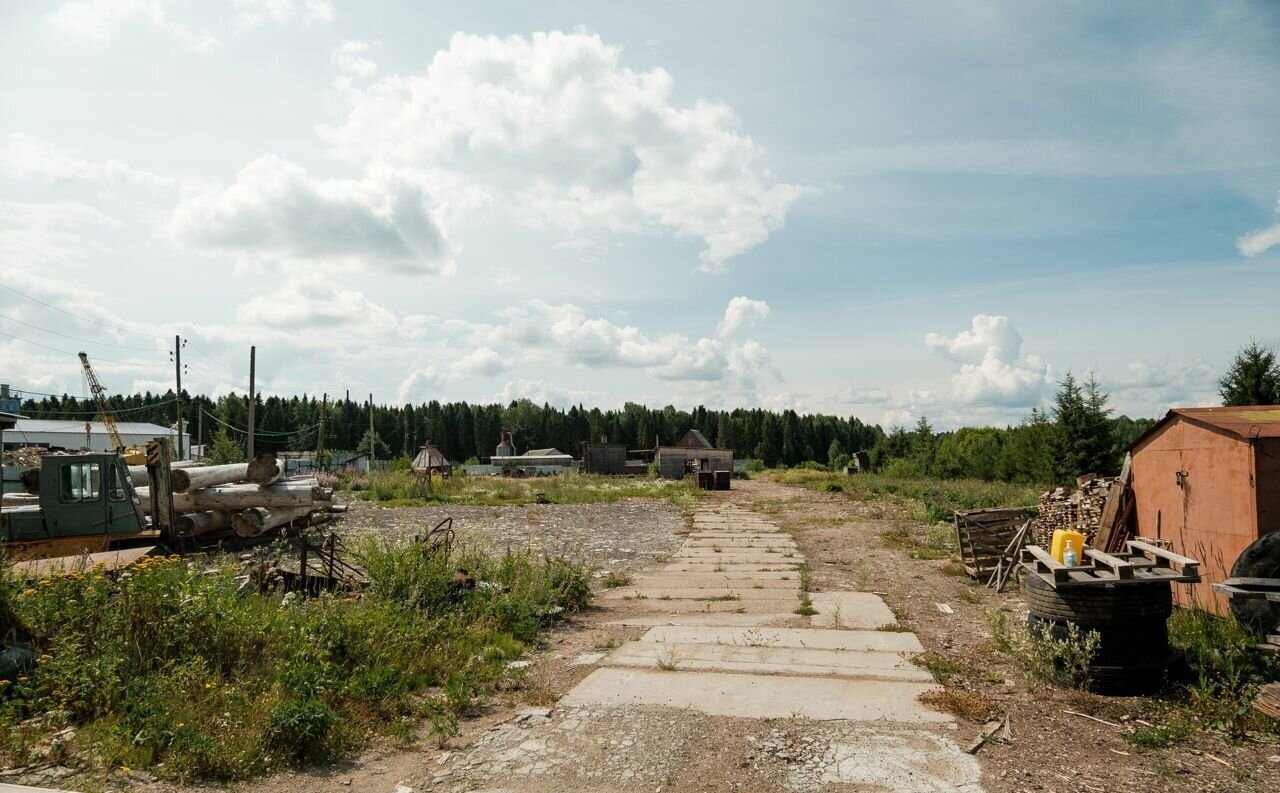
[
  {"left": 560, "top": 668, "right": 948, "bottom": 723},
  {"left": 674, "top": 551, "right": 799, "bottom": 562},
  {"left": 625, "top": 571, "right": 800, "bottom": 584},
  {"left": 611, "top": 597, "right": 800, "bottom": 614},
  {"left": 636, "top": 626, "right": 925, "bottom": 653},
  {"left": 683, "top": 539, "right": 798, "bottom": 549},
  {"left": 604, "top": 613, "right": 804, "bottom": 627},
  {"left": 599, "top": 587, "right": 799, "bottom": 601},
  {"left": 602, "top": 641, "right": 932, "bottom": 682},
  {"left": 661, "top": 563, "right": 802, "bottom": 572},
  {"left": 808, "top": 592, "right": 898, "bottom": 629}
]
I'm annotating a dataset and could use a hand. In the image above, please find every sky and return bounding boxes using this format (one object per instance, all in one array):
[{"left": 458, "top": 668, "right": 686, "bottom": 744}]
[{"left": 1, "top": 0, "right": 1279, "bottom": 429}]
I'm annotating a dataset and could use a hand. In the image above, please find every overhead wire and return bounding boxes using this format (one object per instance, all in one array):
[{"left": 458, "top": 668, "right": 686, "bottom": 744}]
[
  {"left": 202, "top": 409, "right": 321, "bottom": 437},
  {"left": 0, "top": 283, "right": 167, "bottom": 340},
  {"left": 0, "top": 330, "right": 170, "bottom": 368},
  {"left": 0, "top": 312, "right": 163, "bottom": 352}
]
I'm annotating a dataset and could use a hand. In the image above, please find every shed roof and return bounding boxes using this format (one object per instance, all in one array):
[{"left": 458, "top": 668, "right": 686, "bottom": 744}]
[
  {"left": 12, "top": 419, "right": 179, "bottom": 435},
  {"left": 678, "top": 429, "right": 713, "bottom": 449},
  {"left": 523, "top": 448, "right": 569, "bottom": 457},
  {"left": 1129, "top": 405, "right": 1280, "bottom": 450}
]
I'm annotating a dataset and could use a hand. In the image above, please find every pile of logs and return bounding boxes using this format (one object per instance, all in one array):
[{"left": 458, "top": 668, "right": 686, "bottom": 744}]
[
  {"left": 131, "top": 455, "right": 343, "bottom": 539},
  {"left": 1030, "top": 475, "right": 1117, "bottom": 547}
]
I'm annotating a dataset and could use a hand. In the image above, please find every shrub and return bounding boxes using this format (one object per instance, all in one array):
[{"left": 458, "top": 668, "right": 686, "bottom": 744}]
[
  {"left": 986, "top": 608, "right": 1100, "bottom": 689},
  {"left": 267, "top": 699, "right": 338, "bottom": 764},
  {"left": 1167, "top": 608, "right": 1280, "bottom": 739}
]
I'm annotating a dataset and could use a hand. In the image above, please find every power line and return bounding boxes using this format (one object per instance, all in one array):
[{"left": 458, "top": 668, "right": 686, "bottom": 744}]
[
  {"left": 0, "top": 330, "right": 170, "bottom": 368},
  {"left": 0, "top": 283, "right": 167, "bottom": 340},
  {"left": 202, "top": 409, "right": 321, "bottom": 437},
  {"left": 184, "top": 341, "right": 241, "bottom": 379},
  {"left": 0, "top": 312, "right": 163, "bottom": 352}
]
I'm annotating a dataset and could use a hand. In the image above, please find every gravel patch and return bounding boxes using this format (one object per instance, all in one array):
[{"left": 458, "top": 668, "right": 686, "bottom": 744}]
[{"left": 335, "top": 499, "right": 688, "bottom": 575}]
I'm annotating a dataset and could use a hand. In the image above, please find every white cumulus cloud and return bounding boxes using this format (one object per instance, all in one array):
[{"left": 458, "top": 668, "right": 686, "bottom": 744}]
[
  {"left": 331, "top": 40, "right": 377, "bottom": 80},
  {"left": 1237, "top": 193, "right": 1280, "bottom": 257},
  {"left": 449, "top": 347, "right": 510, "bottom": 379},
  {"left": 926, "top": 314, "right": 1051, "bottom": 406},
  {"left": 167, "top": 155, "right": 453, "bottom": 275},
  {"left": 47, "top": 0, "right": 220, "bottom": 51},
  {"left": 717, "top": 296, "right": 770, "bottom": 337},
  {"left": 318, "top": 30, "right": 807, "bottom": 270}
]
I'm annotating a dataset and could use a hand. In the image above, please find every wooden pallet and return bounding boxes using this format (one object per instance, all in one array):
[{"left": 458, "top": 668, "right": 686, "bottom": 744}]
[
  {"left": 985, "top": 519, "right": 1031, "bottom": 593},
  {"left": 955, "top": 507, "right": 1035, "bottom": 579},
  {"left": 1019, "top": 540, "right": 1200, "bottom": 589}
]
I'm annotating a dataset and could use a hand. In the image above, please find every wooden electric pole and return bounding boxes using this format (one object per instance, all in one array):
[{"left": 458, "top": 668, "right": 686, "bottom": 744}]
[
  {"left": 173, "top": 334, "right": 184, "bottom": 459},
  {"left": 368, "top": 393, "right": 376, "bottom": 464},
  {"left": 247, "top": 346, "right": 256, "bottom": 458},
  {"left": 318, "top": 393, "right": 327, "bottom": 455}
]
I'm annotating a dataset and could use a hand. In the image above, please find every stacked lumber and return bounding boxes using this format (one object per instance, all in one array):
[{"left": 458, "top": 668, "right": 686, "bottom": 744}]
[
  {"left": 1255, "top": 683, "right": 1280, "bottom": 721},
  {"left": 1030, "top": 476, "right": 1117, "bottom": 547},
  {"left": 134, "top": 454, "right": 339, "bottom": 539}
]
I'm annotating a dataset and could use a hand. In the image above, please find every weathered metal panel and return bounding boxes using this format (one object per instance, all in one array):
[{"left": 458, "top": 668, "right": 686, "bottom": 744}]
[
  {"left": 1255, "top": 438, "right": 1280, "bottom": 538},
  {"left": 1131, "top": 415, "right": 1259, "bottom": 613},
  {"left": 581, "top": 442, "right": 627, "bottom": 475}
]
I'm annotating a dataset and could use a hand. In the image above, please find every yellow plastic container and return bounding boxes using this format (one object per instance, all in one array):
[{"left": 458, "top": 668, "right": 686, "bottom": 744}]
[{"left": 1051, "top": 528, "right": 1085, "bottom": 565}]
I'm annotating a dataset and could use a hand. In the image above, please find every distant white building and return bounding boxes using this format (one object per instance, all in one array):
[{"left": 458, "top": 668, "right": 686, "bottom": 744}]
[{"left": 3, "top": 419, "right": 190, "bottom": 456}]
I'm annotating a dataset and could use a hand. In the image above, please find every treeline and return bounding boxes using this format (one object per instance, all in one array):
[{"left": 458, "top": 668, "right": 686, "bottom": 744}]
[
  {"left": 18, "top": 373, "right": 1152, "bottom": 485},
  {"left": 17, "top": 391, "right": 883, "bottom": 469},
  {"left": 868, "top": 373, "right": 1154, "bottom": 484}
]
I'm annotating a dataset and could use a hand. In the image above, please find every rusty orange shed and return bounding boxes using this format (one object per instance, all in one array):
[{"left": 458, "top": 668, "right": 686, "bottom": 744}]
[{"left": 1128, "top": 406, "right": 1280, "bottom": 612}]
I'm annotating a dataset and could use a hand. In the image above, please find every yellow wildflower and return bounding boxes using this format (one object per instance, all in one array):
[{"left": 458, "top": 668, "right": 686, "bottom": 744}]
[
  {"left": 120, "top": 766, "right": 131, "bottom": 774},
  {"left": 20, "top": 588, "right": 36, "bottom": 597}
]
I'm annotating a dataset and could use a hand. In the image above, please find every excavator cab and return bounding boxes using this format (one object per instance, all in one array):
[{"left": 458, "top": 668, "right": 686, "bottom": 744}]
[{"left": 1, "top": 453, "right": 150, "bottom": 558}]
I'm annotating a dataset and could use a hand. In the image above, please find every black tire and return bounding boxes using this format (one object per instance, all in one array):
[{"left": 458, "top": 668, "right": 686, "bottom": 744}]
[
  {"left": 1026, "top": 614, "right": 1169, "bottom": 666},
  {"left": 1086, "top": 649, "right": 1184, "bottom": 697},
  {"left": 1023, "top": 572, "right": 1172, "bottom": 626},
  {"left": 1228, "top": 531, "right": 1280, "bottom": 634}
]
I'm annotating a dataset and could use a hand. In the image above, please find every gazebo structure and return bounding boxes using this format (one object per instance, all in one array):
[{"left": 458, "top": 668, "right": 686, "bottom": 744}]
[{"left": 412, "top": 443, "right": 453, "bottom": 480}]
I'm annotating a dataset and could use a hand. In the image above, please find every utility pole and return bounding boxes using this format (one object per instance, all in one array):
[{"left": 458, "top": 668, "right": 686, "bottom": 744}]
[
  {"left": 173, "top": 335, "right": 184, "bottom": 460},
  {"left": 197, "top": 409, "right": 203, "bottom": 462},
  {"left": 318, "top": 393, "right": 327, "bottom": 455},
  {"left": 368, "top": 393, "right": 376, "bottom": 465},
  {"left": 247, "top": 345, "right": 256, "bottom": 459}
]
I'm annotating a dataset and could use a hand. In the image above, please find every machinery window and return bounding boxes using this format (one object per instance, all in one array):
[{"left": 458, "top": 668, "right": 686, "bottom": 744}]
[
  {"left": 59, "top": 463, "right": 101, "bottom": 502},
  {"left": 107, "top": 464, "right": 127, "bottom": 501}
]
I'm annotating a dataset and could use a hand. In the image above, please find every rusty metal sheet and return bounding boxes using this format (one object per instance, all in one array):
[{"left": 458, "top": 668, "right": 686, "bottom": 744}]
[{"left": 10, "top": 545, "right": 155, "bottom": 579}]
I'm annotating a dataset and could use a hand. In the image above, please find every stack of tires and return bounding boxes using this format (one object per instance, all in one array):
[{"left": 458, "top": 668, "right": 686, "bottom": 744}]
[{"left": 1022, "top": 573, "right": 1181, "bottom": 695}]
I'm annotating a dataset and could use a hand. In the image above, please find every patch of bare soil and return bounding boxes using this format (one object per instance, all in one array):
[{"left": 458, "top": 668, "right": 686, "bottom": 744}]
[{"left": 733, "top": 477, "right": 1280, "bottom": 793}]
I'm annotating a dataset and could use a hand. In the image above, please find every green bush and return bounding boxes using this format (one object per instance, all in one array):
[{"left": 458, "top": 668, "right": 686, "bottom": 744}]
[
  {"left": 1167, "top": 607, "right": 1280, "bottom": 739},
  {"left": 268, "top": 698, "right": 338, "bottom": 763}
]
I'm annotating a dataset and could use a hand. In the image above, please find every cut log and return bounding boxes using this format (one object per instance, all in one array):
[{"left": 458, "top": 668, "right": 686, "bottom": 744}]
[
  {"left": 171, "top": 456, "right": 282, "bottom": 492},
  {"left": 174, "top": 510, "right": 233, "bottom": 537},
  {"left": 232, "top": 505, "right": 312, "bottom": 538},
  {"left": 128, "top": 459, "right": 201, "bottom": 488},
  {"left": 136, "top": 480, "right": 319, "bottom": 513}
]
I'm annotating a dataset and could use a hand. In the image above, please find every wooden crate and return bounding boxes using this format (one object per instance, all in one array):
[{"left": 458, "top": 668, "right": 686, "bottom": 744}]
[{"left": 955, "top": 507, "right": 1035, "bottom": 579}]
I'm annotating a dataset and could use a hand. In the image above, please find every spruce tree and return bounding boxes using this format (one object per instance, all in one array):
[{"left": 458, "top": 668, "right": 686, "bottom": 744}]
[{"left": 1219, "top": 339, "right": 1280, "bottom": 406}]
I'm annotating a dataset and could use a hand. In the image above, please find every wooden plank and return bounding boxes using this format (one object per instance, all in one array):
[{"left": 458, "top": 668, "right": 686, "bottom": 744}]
[
  {"left": 1220, "top": 577, "right": 1280, "bottom": 590},
  {"left": 1084, "top": 548, "right": 1135, "bottom": 579},
  {"left": 1127, "top": 540, "right": 1198, "bottom": 567},
  {"left": 1094, "top": 454, "right": 1131, "bottom": 553}
]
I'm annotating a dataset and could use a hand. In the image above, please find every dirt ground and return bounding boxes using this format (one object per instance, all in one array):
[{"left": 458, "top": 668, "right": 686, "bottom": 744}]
[{"left": 14, "top": 479, "right": 1279, "bottom": 793}]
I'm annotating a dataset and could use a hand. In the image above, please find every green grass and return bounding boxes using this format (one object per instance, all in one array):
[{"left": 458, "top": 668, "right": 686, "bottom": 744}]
[
  {"left": 340, "top": 470, "right": 702, "bottom": 509},
  {"left": 601, "top": 572, "right": 633, "bottom": 588},
  {"left": 1165, "top": 607, "right": 1280, "bottom": 740},
  {"left": 767, "top": 469, "right": 1042, "bottom": 523},
  {"left": 0, "top": 541, "right": 591, "bottom": 781}
]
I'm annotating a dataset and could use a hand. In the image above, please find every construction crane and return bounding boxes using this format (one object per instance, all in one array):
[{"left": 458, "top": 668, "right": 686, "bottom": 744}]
[{"left": 78, "top": 351, "right": 147, "bottom": 464}]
